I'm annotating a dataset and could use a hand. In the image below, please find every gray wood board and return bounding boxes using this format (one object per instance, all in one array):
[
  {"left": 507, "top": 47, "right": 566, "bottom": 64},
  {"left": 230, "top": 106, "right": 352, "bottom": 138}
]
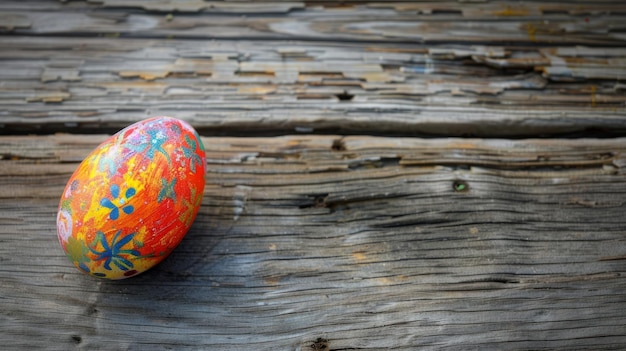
[
  {"left": 2, "top": 1, "right": 626, "bottom": 44},
  {"left": 2, "top": 134, "right": 626, "bottom": 350},
  {"left": 0, "top": 0, "right": 625, "bottom": 137}
]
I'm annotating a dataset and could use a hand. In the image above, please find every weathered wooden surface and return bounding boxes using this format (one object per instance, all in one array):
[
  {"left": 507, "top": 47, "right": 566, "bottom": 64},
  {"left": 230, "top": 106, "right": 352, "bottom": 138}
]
[
  {"left": 2, "top": 1, "right": 626, "bottom": 350},
  {"left": 2, "top": 134, "right": 626, "bottom": 350},
  {"left": 0, "top": 0, "right": 625, "bottom": 136}
]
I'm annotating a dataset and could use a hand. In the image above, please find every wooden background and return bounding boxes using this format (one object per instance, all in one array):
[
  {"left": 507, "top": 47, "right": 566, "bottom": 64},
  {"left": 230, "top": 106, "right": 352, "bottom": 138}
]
[{"left": 1, "top": 1, "right": 626, "bottom": 350}]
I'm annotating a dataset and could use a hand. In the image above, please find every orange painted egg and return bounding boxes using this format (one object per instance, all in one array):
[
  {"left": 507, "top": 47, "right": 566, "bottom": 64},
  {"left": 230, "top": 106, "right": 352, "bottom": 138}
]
[{"left": 56, "top": 117, "right": 205, "bottom": 279}]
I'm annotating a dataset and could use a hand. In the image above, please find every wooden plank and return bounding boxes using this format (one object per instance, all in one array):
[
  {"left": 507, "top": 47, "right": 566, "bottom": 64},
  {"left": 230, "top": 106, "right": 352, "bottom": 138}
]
[
  {"left": 1, "top": 1, "right": 626, "bottom": 45},
  {"left": 0, "top": 1, "right": 624, "bottom": 137},
  {"left": 0, "top": 36, "right": 625, "bottom": 137},
  {"left": 1, "top": 134, "right": 626, "bottom": 349}
]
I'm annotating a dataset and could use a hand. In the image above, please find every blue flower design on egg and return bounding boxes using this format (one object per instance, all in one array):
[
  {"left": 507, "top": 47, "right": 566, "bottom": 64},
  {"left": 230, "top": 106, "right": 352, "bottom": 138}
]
[
  {"left": 125, "top": 127, "right": 171, "bottom": 164},
  {"left": 157, "top": 177, "right": 177, "bottom": 203},
  {"left": 100, "top": 184, "right": 136, "bottom": 220},
  {"left": 146, "top": 128, "right": 171, "bottom": 163},
  {"left": 89, "top": 230, "right": 140, "bottom": 272},
  {"left": 181, "top": 135, "right": 203, "bottom": 174}
]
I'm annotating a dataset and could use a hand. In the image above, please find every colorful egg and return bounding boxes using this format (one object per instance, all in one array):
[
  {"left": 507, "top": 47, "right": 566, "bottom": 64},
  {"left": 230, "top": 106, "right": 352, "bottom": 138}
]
[{"left": 56, "top": 117, "right": 206, "bottom": 279}]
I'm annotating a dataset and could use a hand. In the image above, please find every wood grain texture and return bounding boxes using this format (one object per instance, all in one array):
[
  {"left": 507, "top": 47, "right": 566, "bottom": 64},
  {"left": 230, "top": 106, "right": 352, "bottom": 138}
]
[
  {"left": 1, "top": 134, "right": 626, "bottom": 350},
  {"left": 0, "top": 0, "right": 625, "bottom": 137},
  {"left": 1, "top": 1, "right": 626, "bottom": 350}
]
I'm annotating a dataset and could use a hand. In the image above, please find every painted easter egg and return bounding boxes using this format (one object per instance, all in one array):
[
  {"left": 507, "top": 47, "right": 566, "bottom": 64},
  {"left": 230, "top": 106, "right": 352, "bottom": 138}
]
[{"left": 56, "top": 117, "right": 205, "bottom": 279}]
